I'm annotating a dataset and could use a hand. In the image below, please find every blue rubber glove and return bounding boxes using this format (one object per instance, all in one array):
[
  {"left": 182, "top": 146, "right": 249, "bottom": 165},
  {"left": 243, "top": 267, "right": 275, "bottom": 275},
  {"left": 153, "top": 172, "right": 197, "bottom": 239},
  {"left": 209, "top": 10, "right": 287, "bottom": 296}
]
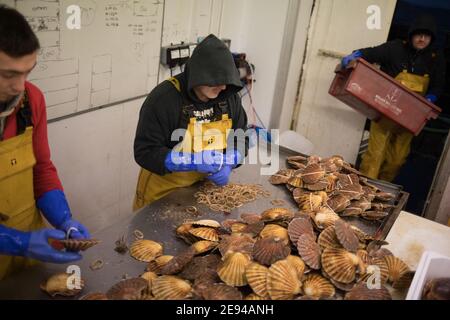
[
  {"left": 425, "top": 94, "right": 437, "bottom": 103},
  {"left": 36, "top": 189, "right": 90, "bottom": 239},
  {"left": 207, "top": 165, "right": 232, "bottom": 186},
  {"left": 164, "top": 150, "right": 223, "bottom": 174},
  {"left": 341, "top": 50, "right": 363, "bottom": 68},
  {"left": 0, "top": 225, "right": 81, "bottom": 263},
  {"left": 207, "top": 150, "right": 243, "bottom": 186}
]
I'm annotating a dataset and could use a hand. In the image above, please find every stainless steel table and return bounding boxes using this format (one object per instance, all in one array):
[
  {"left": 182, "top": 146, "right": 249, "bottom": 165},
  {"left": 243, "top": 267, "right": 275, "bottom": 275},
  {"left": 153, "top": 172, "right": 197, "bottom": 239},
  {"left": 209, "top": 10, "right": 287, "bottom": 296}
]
[{"left": 0, "top": 147, "right": 407, "bottom": 299}]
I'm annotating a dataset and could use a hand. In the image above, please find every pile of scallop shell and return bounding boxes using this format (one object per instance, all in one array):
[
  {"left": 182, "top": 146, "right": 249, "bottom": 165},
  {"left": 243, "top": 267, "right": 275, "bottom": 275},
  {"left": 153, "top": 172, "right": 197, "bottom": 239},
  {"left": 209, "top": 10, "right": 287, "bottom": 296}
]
[
  {"left": 269, "top": 155, "right": 397, "bottom": 222},
  {"left": 74, "top": 210, "right": 414, "bottom": 300}
]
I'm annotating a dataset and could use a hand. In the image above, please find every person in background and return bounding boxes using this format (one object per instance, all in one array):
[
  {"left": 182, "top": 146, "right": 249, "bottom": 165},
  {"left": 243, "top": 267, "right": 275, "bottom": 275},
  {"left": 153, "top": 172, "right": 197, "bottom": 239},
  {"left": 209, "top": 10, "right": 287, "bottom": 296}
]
[
  {"left": 0, "top": 5, "right": 90, "bottom": 280},
  {"left": 133, "top": 34, "right": 248, "bottom": 211},
  {"left": 342, "top": 14, "right": 446, "bottom": 182}
]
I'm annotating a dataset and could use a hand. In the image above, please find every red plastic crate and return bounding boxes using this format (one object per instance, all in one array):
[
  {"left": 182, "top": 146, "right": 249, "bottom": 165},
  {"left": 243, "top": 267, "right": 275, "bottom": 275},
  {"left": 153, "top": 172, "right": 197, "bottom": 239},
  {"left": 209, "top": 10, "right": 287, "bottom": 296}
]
[{"left": 329, "top": 58, "right": 441, "bottom": 135}]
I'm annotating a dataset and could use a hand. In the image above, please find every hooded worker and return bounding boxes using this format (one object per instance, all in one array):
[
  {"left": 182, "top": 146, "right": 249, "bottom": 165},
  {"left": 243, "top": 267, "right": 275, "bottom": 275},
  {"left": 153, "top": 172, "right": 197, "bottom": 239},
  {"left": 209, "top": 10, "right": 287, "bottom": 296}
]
[
  {"left": 0, "top": 6, "right": 90, "bottom": 279},
  {"left": 133, "top": 34, "right": 248, "bottom": 210},
  {"left": 341, "top": 14, "right": 446, "bottom": 182}
]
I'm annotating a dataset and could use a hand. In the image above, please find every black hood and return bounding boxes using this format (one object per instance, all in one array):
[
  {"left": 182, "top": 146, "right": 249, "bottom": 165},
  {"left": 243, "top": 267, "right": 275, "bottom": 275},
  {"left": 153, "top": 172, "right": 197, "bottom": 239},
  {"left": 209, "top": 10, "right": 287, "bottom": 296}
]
[
  {"left": 408, "top": 14, "right": 437, "bottom": 44},
  {"left": 183, "top": 34, "right": 242, "bottom": 102}
]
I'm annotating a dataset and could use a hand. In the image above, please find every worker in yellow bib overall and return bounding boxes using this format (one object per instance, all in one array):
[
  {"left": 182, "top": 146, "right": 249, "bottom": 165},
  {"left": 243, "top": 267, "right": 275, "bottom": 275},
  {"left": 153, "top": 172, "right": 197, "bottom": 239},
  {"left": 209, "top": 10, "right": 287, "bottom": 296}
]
[
  {"left": 0, "top": 6, "right": 90, "bottom": 279},
  {"left": 133, "top": 34, "right": 248, "bottom": 210},
  {"left": 342, "top": 14, "right": 446, "bottom": 182}
]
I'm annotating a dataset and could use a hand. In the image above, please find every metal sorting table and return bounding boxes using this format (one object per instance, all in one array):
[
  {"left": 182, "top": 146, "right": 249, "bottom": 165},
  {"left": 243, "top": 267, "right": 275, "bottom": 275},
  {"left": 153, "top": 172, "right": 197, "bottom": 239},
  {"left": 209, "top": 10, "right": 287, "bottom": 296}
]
[{"left": 0, "top": 147, "right": 408, "bottom": 299}]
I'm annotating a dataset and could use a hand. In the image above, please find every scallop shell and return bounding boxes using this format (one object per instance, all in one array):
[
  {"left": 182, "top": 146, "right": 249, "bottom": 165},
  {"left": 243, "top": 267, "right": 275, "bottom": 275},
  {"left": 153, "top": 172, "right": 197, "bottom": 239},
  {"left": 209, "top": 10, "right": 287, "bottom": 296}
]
[
  {"left": 301, "top": 163, "right": 325, "bottom": 184},
  {"left": 79, "top": 292, "right": 108, "bottom": 300},
  {"left": 176, "top": 223, "right": 197, "bottom": 244},
  {"left": 245, "top": 293, "right": 266, "bottom": 300},
  {"left": 287, "top": 176, "right": 304, "bottom": 188},
  {"left": 245, "top": 262, "right": 270, "bottom": 299},
  {"left": 57, "top": 239, "right": 100, "bottom": 251},
  {"left": 230, "top": 222, "right": 248, "bottom": 233},
  {"left": 130, "top": 239, "right": 163, "bottom": 262},
  {"left": 374, "top": 191, "right": 395, "bottom": 202},
  {"left": 313, "top": 207, "right": 340, "bottom": 229},
  {"left": 191, "top": 219, "right": 221, "bottom": 228},
  {"left": 146, "top": 255, "right": 174, "bottom": 273},
  {"left": 336, "top": 183, "right": 363, "bottom": 200},
  {"left": 344, "top": 282, "right": 392, "bottom": 300},
  {"left": 217, "top": 252, "right": 251, "bottom": 287},
  {"left": 191, "top": 240, "right": 218, "bottom": 255},
  {"left": 240, "top": 221, "right": 265, "bottom": 236},
  {"left": 259, "top": 224, "right": 290, "bottom": 245},
  {"left": 267, "top": 259, "right": 302, "bottom": 300},
  {"left": 384, "top": 255, "right": 411, "bottom": 284},
  {"left": 261, "top": 207, "right": 294, "bottom": 222},
  {"left": 189, "top": 227, "right": 219, "bottom": 242},
  {"left": 321, "top": 268, "right": 355, "bottom": 292},
  {"left": 252, "top": 237, "right": 291, "bottom": 266},
  {"left": 240, "top": 213, "right": 262, "bottom": 224},
  {"left": 321, "top": 248, "right": 361, "bottom": 283},
  {"left": 334, "top": 219, "right": 359, "bottom": 252},
  {"left": 302, "top": 274, "right": 335, "bottom": 298},
  {"left": 304, "top": 180, "right": 328, "bottom": 191},
  {"left": 106, "top": 278, "right": 148, "bottom": 300},
  {"left": 297, "top": 193, "right": 324, "bottom": 211},
  {"left": 140, "top": 271, "right": 158, "bottom": 295},
  {"left": 201, "top": 283, "right": 243, "bottom": 300},
  {"left": 361, "top": 210, "right": 389, "bottom": 221},
  {"left": 318, "top": 226, "right": 342, "bottom": 250},
  {"left": 40, "top": 273, "right": 85, "bottom": 297},
  {"left": 296, "top": 234, "right": 321, "bottom": 270},
  {"left": 152, "top": 275, "right": 192, "bottom": 300},
  {"left": 218, "top": 233, "right": 255, "bottom": 257},
  {"left": 221, "top": 219, "right": 240, "bottom": 230},
  {"left": 179, "top": 255, "right": 221, "bottom": 281},
  {"left": 358, "top": 257, "right": 389, "bottom": 285},
  {"left": 160, "top": 247, "right": 196, "bottom": 275},
  {"left": 327, "top": 194, "right": 351, "bottom": 213},
  {"left": 288, "top": 217, "right": 315, "bottom": 244},
  {"left": 285, "top": 255, "right": 306, "bottom": 279}
]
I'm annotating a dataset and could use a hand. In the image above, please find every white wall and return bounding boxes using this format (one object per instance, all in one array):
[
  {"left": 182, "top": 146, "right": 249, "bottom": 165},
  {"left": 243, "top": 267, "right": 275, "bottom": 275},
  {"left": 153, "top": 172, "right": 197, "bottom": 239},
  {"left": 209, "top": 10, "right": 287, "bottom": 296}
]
[{"left": 47, "top": 98, "right": 143, "bottom": 233}]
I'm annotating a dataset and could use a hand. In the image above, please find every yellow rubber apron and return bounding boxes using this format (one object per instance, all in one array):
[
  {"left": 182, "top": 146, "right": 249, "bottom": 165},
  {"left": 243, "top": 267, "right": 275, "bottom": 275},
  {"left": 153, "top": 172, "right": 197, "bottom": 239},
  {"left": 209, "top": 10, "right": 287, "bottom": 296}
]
[
  {"left": 133, "top": 78, "right": 232, "bottom": 211},
  {"left": 360, "top": 71, "right": 429, "bottom": 182},
  {"left": 0, "top": 126, "right": 45, "bottom": 279}
]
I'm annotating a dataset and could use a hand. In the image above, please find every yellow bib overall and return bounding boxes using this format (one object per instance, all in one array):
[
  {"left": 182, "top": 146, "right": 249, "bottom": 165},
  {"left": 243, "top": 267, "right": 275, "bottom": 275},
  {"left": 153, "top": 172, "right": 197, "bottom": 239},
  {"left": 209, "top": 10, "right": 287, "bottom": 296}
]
[{"left": 133, "top": 78, "right": 232, "bottom": 210}]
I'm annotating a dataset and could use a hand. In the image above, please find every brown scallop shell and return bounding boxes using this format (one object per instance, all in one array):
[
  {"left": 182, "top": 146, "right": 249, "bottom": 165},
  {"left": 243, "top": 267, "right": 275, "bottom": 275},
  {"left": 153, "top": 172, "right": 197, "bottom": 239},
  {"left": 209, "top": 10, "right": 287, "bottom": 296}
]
[
  {"left": 241, "top": 221, "right": 265, "bottom": 236},
  {"left": 358, "top": 257, "right": 390, "bottom": 285},
  {"left": 334, "top": 219, "right": 359, "bottom": 252},
  {"left": 129, "top": 239, "right": 163, "bottom": 262},
  {"left": 151, "top": 275, "right": 192, "bottom": 300},
  {"left": 179, "top": 254, "right": 221, "bottom": 281},
  {"left": 327, "top": 194, "right": 351, "bottom": 213},
  {"left": 287, "top": 176, "right": 304, "bottom": 188},
  {"left": 189, "top": 227, "right": 219, "bottom": 242},
  {"left": 321, "top": 268, "right": 356, "bottom": 292},
  {"left": 191, "top": 240, "right": 218, "bottom": 255},
  {"left": 321, "top": 248, "right": 361, "bottom": 283},
  {"left": 304, "top": 180, "right": 328, "bottom": 191},
  {"left": 201, "top": 283, "right": 243, "bottom": 300},
  {"left": 296, "top": 234, "right": 321, "bottom": 270},
  {"left": 218, "top": 233, "right": 255, "bottom": 257},
  {"left": 344, "top": 282, "right": 392, "bottom": 300},
  {"left": 384, "top": 255, "right": 410, "bottom": 284},
  {"left": 285, "top": 255, "right": 306, "bottom": 279},
  {"left": 245, "top": 293, "right": 266, "bottom": 300},
  {"left": 106, "top": 278, "right": 148, "bottom": 300},
  {"left": 297, "top": 193, "right": 325, "bottom": 211},
  {"left": 361, "top": 210, "right": 389, "bottom": 221},
  {"left": 302, "top": 273, "right": 335, "bottom": 298},
  {"left": 267, "top": 259, "right": 302, "bottom": 300},
  {"left": 240, "top": 213, "right": 262, "bottom": 224},
  {"left": 217, "top": 252, "right": 251, "bottom": 287},
  {"left": 245, "top": 262, "right": 270, "bottom": 299},
  {"left": 261, "top": 207, "right": 294, "bottom": 222},
  {"left": 160, "top": 247, "right": 196, "bottom": 275},
  {"left": 374, "top": 191, "right": 395, "bottom": 202},
  {"left": 301, "top": 163, "right": 325, "bottom": 184},
  {"left": 336, "top": 183, "right": 363, "bottom": 201},
  {"left": 269, "top": 169, "right": 293, "bottom": 185},
  {"left": 146, "top": 255, "right": 174, "bottom": 273},
  {"left": 288, "top": 217, "right": 315, "bottom": 244},
  {"left": 313, "top": 207, "right": 340, "bottom": 230},
  {"left": 40, "top": 272, "right": 85, "bottom": 297},
  {"left": 252, "top": 237, "right": 291, "bottom": 266},
  {"left": 318, "top": 226, "right": 342, "bottom": 250},
  {"left": 259, "top": 224, "right": 290, "bottom": 245},
  {"left": 175, "top": 223, "right": 198, "bottom": 244},
  {"left": 230, "top": 222, "right": 248, "bottom": 233},
  {"left": 57, "top": 239, "right": 100, "bottom": 251}
]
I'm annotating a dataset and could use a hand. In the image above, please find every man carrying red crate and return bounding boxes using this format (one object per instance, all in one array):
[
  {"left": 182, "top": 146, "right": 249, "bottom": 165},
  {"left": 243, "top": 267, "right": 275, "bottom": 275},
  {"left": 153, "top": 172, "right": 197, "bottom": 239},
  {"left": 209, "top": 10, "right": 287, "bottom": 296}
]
[{"left": 341, "top": 14, "right": 446, "bottom": 182}]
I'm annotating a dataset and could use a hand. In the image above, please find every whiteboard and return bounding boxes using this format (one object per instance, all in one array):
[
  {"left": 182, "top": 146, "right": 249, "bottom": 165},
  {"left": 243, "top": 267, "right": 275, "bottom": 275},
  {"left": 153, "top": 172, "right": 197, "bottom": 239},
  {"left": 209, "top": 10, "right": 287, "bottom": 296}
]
[{"left": 1, "top": 0, "right": 164, "bottom": 120}]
